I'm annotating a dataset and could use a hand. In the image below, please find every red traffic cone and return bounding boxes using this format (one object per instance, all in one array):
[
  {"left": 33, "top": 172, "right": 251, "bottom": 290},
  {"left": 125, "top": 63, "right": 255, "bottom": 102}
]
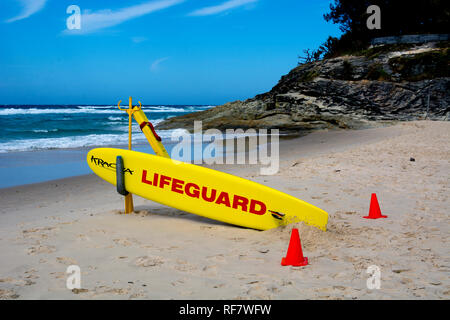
[
  {"left": 363, "top": 193, "right": 387, "bottom": 219},
  {"left": 281, "top": 228, "right": 308, "bottom": 267}
]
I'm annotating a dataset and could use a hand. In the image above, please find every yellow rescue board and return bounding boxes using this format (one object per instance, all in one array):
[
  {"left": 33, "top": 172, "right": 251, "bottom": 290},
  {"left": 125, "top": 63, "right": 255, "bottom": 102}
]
[
  {"left": 87, "top": 148, "right": 328, "bottom": 231},
  {"left": 131, "top": 108, "right": 170, "bottom": 158}
]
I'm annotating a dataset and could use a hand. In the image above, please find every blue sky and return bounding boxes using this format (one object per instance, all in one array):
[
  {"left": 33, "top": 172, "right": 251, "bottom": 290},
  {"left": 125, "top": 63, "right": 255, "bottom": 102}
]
[{"left": 0, "top": 0, "right": 341, "bottom": 105}]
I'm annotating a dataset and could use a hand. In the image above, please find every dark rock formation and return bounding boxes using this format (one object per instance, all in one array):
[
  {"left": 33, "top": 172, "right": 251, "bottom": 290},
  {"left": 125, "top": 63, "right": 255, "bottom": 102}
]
[{"left": 157, "top": 43, "right": 449, "bottom": 132}]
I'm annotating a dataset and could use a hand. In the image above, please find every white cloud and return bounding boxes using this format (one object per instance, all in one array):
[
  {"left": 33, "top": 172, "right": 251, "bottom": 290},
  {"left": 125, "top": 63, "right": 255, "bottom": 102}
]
[
  {"left": 189, "top": 0, "right": 257, "bottom": 17},
  {"left": 151, "top": 57, "right": 169, "bottom": 72},
  {"left": 5, "top": 0, "right": 47, "bottom": 23},
  {"left": 66, "top": 0, "right": 184, "bottom": 34}
]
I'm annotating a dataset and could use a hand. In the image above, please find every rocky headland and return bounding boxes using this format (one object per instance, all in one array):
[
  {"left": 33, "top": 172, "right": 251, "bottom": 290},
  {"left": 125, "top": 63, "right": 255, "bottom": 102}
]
[{"left": 157, "top": 42, "right": 449, "bottom": 133}]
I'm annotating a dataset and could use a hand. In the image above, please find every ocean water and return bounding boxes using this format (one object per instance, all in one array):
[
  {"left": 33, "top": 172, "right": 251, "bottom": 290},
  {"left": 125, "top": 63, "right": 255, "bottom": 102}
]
[
  {"left": 0, "top": 105, "right": 212, "bottom": 153},
  {"left": 0, "top": 105, "right": 213, "bottom": 188}
]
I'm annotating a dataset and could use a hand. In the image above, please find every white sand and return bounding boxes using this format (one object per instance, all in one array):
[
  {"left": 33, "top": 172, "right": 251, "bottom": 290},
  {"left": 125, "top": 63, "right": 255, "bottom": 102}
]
[{"left": 0, "top": 121, "right": 448, "bottom": 299}]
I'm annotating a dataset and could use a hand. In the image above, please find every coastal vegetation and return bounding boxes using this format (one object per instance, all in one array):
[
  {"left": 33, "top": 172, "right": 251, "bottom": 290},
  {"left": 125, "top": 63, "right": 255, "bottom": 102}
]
[{"left": 299, "top": 0, "right": 450, "bottom": 63}]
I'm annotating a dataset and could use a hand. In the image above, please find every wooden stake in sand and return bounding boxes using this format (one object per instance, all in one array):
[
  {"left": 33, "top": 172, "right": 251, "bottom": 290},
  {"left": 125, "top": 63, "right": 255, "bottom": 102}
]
[
  {"left": 116, "top": 96, "right": 171, "bottom": 214},
  {"left": 117, "top": 97, "right": 140, "bottom": 214}
]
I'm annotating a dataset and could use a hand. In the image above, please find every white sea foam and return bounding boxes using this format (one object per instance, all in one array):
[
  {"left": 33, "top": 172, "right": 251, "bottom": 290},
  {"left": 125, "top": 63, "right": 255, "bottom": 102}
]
[
  {"left": 107, "top": 116, "right": 124, "bottom": 121},
  {"left": 0, "top": 105, "right": 211, "bottom": 152},
  {"left": 0, "top": 108, "right": 123, "bottom": 115},
  {"left": 0, "top": 130, "right": 176, "bottom": 153},
  {"left": 150, "top": 119, "right": 164, "bottom": 125},
  {"left": 142, "top": 106, "right": 200, "bottom": 113},
  {"left": 107, "top": 118, "right": 164, "bottom": 131},
  {"left": 0, "top": 134, "right": 143, "bottom": 153},
  {"left": 78, "top": 106, "right": 115, "bottom": 109},
  {"left": 0, "top": 106, "right": 210, "bottom": 116},
  {"left": 32, "top": 129, "right": 59, "bottom": 133}
]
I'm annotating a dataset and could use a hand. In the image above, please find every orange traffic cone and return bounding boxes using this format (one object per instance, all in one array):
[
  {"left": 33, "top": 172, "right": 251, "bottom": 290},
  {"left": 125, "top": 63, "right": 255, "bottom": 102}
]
[
  {"left": 363, "top": 193, "right": 387, "bottom": 219},
  {"left": 281, "top": 228, "right": 308, "bottom": 267}
]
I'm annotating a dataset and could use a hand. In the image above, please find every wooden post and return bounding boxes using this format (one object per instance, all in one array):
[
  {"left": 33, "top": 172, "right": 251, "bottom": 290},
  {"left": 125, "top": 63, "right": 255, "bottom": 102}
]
[{"left": 124, "top": 97, "right": 134, "bottom": 214}]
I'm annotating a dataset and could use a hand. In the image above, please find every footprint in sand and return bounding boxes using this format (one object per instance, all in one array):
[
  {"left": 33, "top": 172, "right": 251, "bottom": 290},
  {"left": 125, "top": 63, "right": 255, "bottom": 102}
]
[
  {"left": 22, "top": 226, "right": 58, "bottom": 241},
  {"left": 27, "top": 245, "right": 56, "bottom": 255},
  {"left": 179, "top": 289, "right": 195, "bottom": 297},
  {"left": 100, "top": 287, "right": 130, "bottom": 296},
  {"left": 206, "top": 254, "right": 226, "bottom": 263},
  {"left": 133, "top": 256, "right": 164, "bottom": 267},
  {"left": 228, "top": 237, "right": 245, "bottom": 242},
  {"left": 56, "top": 257, "right": 77, "bottom": 265},
  {"left": 76, "top": 234, "right": 90, "bottom": 242},
  {"left": 238, "top": 255, "right": 265, "bottom": 262},
  {"left": 173, "top": 259, "right": 198, "bottom": 272},
  {"left": 200, "top": 226, "right": 216, "bottom": 230},
  {"left": 246, "top": 285, "right": 273, "bottom": 299},
  {"left": 71, "top": 288, "right": 89, "bottom": 294},
  {"left": 0, "top": 277, "right": 28, "bottom": 286},
  {"left": 24, "top": 269, "right": 39, "bottom": 281},
  {"left": 0, "top": 289, "right": 20, "bottom": 299},
  {"left": 113, "top": 238, "right": 140, "bottom": 247},
  {"left": 50, "top": 272, "right": 66, "bottom": 279},
  {"left": 88, "top": 229, "right": 110, "bottom": 235},
  {"left": 129, "top": 291, "right": 147, "bottom": 299},
  {"left": 202, "top": 265, "right": 218, "bottom": 276},
  {"left": 170, "top": 279, "right": 187, "bottom": 287}
]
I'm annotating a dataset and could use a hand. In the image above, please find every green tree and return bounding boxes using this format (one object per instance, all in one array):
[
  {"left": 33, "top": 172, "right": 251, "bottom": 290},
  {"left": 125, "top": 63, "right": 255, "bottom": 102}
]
[{"left": 322, "top": 0, "right": 449, "bottom": 57}]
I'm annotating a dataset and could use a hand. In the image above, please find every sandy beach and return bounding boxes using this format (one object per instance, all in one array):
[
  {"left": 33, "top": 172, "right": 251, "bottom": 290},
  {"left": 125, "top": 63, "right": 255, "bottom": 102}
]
[{"left": 0, "top": 121, "right": 448, "bottom": 300}]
